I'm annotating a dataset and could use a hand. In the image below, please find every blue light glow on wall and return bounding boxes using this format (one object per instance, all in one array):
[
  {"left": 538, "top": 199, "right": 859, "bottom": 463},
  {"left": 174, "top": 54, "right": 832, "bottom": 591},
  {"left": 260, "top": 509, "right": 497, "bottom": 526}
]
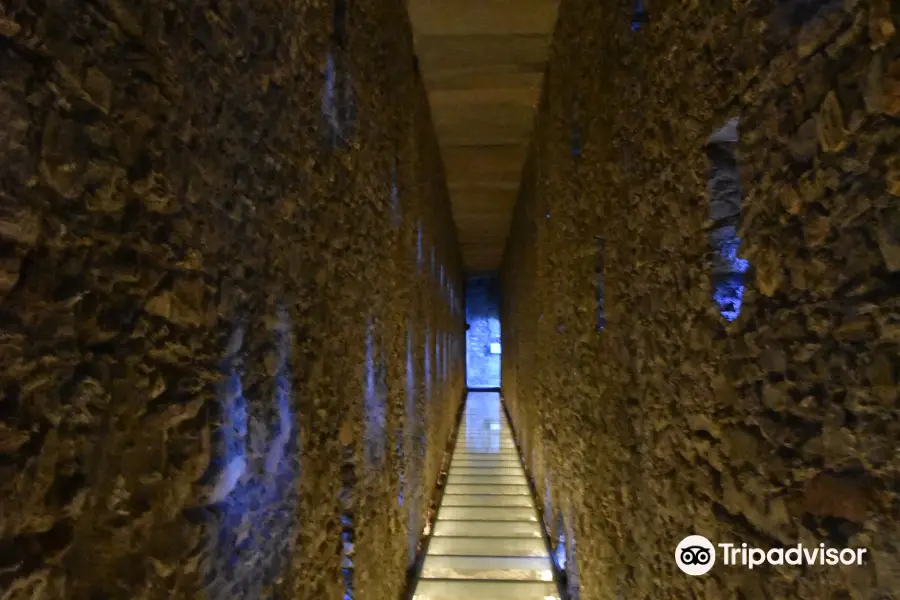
[
  {"left": 322, "top": 52, "right": 355, "bottom": 149},
  {"left": 424, "top": 328, "right": 431, "bottom": 404},
  {"left": 595, "top": 237, "right": 606, "bottom": 331},
  {"left": 443, "top": 332, "right": 449, "bottom": 383},
  {"left": 395, "top": 390, "right": 404, "bottom": 507},
  {"left": 436, "top": 333, "right": 442, "bottom": 387},
  {"left": 544, "top": 474, "right": 553, "bottom": 529},
  {"left": 443, "top": 333, "right": 448, "bottom": 384},
  {"left": 340, "top": 457, "right": 355, "bottom": 600},
  {"left": 707, "top": 122, "right": 748, "bottom": 322},
  {"left": 364, "top": 319, "right": 387, "bottom": 471},
  {"left": 391, "top": 161, "right": 400, "bottom": 229},
  {"left": 341, "top": 509, "right": 354, "bottom": 600},
  {"left": 417, "top": 222, "right": 423, "bottom": 268},
  {"left": 405, "top": 327, "right": 419, "bottom": 564},
  {"left": 572, "top": 124, "right": 582, "bottom": 158},
  {"left": 710, "top": 225, "right": 749, "bottom": 321},
  {"left": 322, "top": 52, "right": 338, "bottom": 143},
  {"left": 555, "top": 529, "right": 567, "bottom": 571},
  {"left": 545, "top": 500, "right": 582, "bottom": 598},
  {"left": 564, "top": 507, "right": 581, "bottom": 599},
  {"left": 422, "top": 324, "right": 430, "bottom": 463},
  {"left": 632, "top": 0, "right": 646, "bottom": 30},
  {"left": 202, "top": 305, "right": 299, "bottom": 599},
  {"left": 212, "top": 358, "right": 248, "bottom": 505}
]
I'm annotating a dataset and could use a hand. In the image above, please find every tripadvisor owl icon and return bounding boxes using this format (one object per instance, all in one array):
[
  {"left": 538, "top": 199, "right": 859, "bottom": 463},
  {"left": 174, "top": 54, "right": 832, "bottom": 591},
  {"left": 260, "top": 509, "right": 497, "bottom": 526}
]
[{"left": 676, "top": 535, "right": 716, "bottom": 575}]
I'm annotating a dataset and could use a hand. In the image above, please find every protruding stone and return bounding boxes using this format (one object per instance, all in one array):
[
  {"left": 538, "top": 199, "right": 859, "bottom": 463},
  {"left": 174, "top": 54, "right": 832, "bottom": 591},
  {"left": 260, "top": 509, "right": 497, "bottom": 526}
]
[
  {"left": 835, "top": 317, "right": 874, "bottom": 341},
  {"left": 133, "top": 172, "right": 178, "bottom": 214},
  {"left": 803, "top": 473, "right": 870, "bottom": 523},
  {"left": 876, "top": 220, "right": 900, "bottom": 271},
  {"left": 40, "top": 111, "right": 88, "bottom": 199},
  {"left": 686, "top": 413, "right": 721, "bottom": 438},
  {"left": 883, "top": 59, "right": 900, "bottom": 116},
  {"left": 828, "top": 10, "right": 866, "bottom": 58},
  {"left": 887, "top": 158, "right": 900, "bottom": 197},
  {"left": 866, "top": 352, "right": 895, "bottom": 388},
  {"left": 0, "top": 420, "right": 31, "bottom": 453},
  {"left": 869, "top": 0, "right": 896, "bottom": 49},
  {"left": 723, "top": 427, "right": 760, "bottom": 464},
  {"left": 107, "top": 0, "right": 144, "bottom": 37},
  {"left": 804, "top": 213, "right": 831, "bottom": 247},
  {"left": 755, "top": 252, "right": 784, "bottom": 297},
  {"left": 145, "top": 277, "right": 207, "bottom": 327},
  {"left": 864, "top": 52, "right": 885, "bottom": 113},
  {"left": 83, "top": 67, "right": 113, "bottom": 114},
  {"left": 816, "top": 91, "right": 848, "bottom": 153},
  {"left": 789, "top": 118, "right": 819, "bottom": 161},
  {"left": 797, "top": 7, "right": 846, "bottom": 59},
  {"left": 0, "top": 201, "right": 40, "bottom": 246},
  {"left": 780, "top": 184, "right": 804, "bottom": 215},
  {"left": 145, "top": 291, "right": 172, "bottom": 320},
  {"left": 762, "top": 382, "right": 789, "bottom": 409},
  {"left": 0, "top": 16, "right": 20, "bottom": 37},
  {"left": 84, "top": 165, "right": 127, "bottom": 213},
  {"left": 0, "top": 257, "right": 21, "bottom": 294},
  {"left": 0, "top": 88, "right": 32, "bottom": 174},
  {"left": 760, "top": 346, "right": 787, "bottom": 372},
  {"left": 339, "top": 419, "right": 354, "bottom": 446}
]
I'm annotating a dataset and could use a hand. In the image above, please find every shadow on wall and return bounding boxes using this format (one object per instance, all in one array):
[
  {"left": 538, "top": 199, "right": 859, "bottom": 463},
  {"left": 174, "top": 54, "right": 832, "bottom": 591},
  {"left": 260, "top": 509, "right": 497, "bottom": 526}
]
[{"left": 466, "top": 276, "right": 501, "bottom": 388}]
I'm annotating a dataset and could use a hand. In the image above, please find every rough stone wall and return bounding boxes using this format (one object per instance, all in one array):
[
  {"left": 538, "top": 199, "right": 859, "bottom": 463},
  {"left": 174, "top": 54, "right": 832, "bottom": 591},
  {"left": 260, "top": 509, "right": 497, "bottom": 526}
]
[
  {"left": 0, "top": 2, "right": 465, "bottom": 599},
  {"left": 501, "top": 0, "right": 900, "bottom": 598},
  {"left": 465, "top": 275, "right": 501, "bottom": 388}
]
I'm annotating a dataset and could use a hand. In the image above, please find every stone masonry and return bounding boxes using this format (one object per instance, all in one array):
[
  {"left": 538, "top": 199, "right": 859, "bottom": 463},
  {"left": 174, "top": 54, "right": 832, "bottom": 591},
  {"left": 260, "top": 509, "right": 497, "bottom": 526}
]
[
  {"left": 501, "top": 0, "right": 900, "bottom": 598},
  {"left": 0, "top": 2, "right": 465, "bottom": 599}
]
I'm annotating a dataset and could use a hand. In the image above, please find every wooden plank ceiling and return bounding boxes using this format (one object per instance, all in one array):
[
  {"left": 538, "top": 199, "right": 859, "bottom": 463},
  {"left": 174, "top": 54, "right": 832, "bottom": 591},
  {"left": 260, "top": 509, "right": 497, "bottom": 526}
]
[{"left": 407, "top": 0, "right": 560, "bottom": 272}]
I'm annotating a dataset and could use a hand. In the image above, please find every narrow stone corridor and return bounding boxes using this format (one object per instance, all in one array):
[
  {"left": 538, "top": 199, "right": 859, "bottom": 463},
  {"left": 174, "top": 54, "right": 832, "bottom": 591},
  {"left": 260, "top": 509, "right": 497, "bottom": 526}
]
[{"left": 1, "top": 0, "right": 899, "bottom": 599}]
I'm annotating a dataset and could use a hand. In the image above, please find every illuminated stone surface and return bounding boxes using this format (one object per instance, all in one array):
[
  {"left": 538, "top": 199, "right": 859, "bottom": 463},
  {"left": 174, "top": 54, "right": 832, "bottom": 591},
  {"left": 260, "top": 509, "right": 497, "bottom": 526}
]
[
  {"left": 1, "top": 0, "right": 897, "bottom": 599},
  {"left": 412, "top": 392, "right": 559, "bottom": 599},
  {"left": 500, "top": 1, "right": 898, "bottom": 599},
  {"left": 0, "top": 2, "right": 465, "bottom": 599}
]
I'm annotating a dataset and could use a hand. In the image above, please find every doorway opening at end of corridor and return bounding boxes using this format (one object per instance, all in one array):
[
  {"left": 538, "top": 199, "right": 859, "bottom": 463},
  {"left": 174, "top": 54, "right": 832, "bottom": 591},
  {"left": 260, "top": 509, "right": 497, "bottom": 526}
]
[{"left": 465, "top": 274, "right": 501, "bottom": 389}]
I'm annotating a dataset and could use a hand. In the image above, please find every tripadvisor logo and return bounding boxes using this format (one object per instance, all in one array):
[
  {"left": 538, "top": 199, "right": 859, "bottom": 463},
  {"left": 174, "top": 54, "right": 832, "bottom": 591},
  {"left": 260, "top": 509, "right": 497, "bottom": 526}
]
[
  {"left": 675, "top": 535, "right": 868, "bottom": 576},
  {"left": 676, "top": 535, "right": 716, "bottom": 575}
]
